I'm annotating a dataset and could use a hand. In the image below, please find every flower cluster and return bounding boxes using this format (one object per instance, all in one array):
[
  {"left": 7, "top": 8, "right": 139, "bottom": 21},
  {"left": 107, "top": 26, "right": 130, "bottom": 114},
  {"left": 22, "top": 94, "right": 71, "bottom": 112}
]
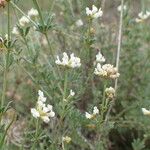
[
  {"left": 85, "top": 106, "right": 99, "bottom": 119},
  {"left": 86, "top": 5, "right": 103, "bottom": 19},
  {"left": 117, "top": 5, "right": 127, "bottom": 12},
  {"left": 12, "top": 8, "right": 38, "bottom": 35},
  {"left": 28, "top": 8, "right": 39, "bottom": 19},
  {"left": 12, "top": 26, "right": 20, "bottom": 35},
  {"left": 135, "top": 11, "right": 150, "bottom": 23},
  {"left": 94, "top": 63, "right": 120, "bottom": 79},
  {"left": 142, "top": 108, "right": 150, "bottom": 116},
  {"left": 19, "top": 16, "right": 30, "bottom": 27},
  {"left": 105, "top": 87, "right": 115, "bottom": 99},
  {"left": 55, "top": 52, "right": 81, "bottom": 68},
  {"left": 19, "top": 8, "right": 38, "bottom": 27},
  {"left": 31, "top": 90, "right": 55, "bottom": 123}
]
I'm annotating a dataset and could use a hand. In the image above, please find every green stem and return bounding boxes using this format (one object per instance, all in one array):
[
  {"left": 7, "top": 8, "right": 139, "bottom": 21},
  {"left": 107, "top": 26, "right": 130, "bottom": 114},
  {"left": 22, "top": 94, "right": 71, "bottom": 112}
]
[
  {"left": 35, "top": 119, "right": 39, "bottom": 142},
  {"left": 1, "top": 2, "right": 11, "bottom": 107},
  {"left": 10, "top": 1, "right": 37, "bottom": 27},
  {"left": 63, "top": 70, "right": 68, "bottom": 100},
  {"left": 32, "top": 0, "right": 54, "bottom": 57},
  {"left": 32, "top": 0, "right": 45, "bottom": 26},
  {"left": 23, "top": 36, "right": 32, "bottom": 56},
  {"left": 0, "top": 116, "right": 15, "bottom": 149},
  {"left": 44, "top": 32, "right": 54, "bottom": 56},
  {"left": 102, "top": 82, "right": 107, "bottom": 108},
  {"left": 17, "top": 63, "right": 53, "bottom": 100},
  {"left": 100, "top": 81, "right": 107, "bottom": 122},
  {"left": 7, "top": 2, "right": 10, "bottom": 42},
  {"left": 32, "top": 119, "right": 39, "bottom": 150},
  {"left": 1, "top": 54, "right": 8, "bottom": 107}
]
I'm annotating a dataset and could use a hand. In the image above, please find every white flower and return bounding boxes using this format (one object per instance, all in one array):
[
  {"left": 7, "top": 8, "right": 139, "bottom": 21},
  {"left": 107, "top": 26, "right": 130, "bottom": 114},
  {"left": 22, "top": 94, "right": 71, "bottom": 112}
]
[
  {"left": 38, "top": 90, "right": 44, "bottom": 97},
  {"left": 41, "top": 116, "right": 50, "bottom": 123},
  {"left": 142, "top": 108, "right": 150, "bottom": 116},
  {"left": 117, "top": 5, "right": 127, "bottom": 12},
  {"left": 135, "top": 11, "right": 150, "bottom": 23},
  {"left": 19, "top": 16, "right": 30, "bottom": 27},
  {"left": 94, "top": 63, "right": 120, "bottom": 79},
  {"left": 85, "top": 112, "right": 93, "bottom": 119},
  {"left": 85, "top": 106, "right": 99, "bottom": 119},
  {"left": 5, "top": 34, "right": 8, "bottom": 40},
  {"left": 70, "top": 89, "right": 75, "bottom": 96},
  {"left": 31, "top": 108, "right": 40, "bottom": 118},
  {"left": 12, "top": 26, "right": 19, "bottom": 35},
  {"left": 105, "top": 87, "right": 115, "bottom": 99},
  {"left": 28, "top": 8, "right": 38, "bottom": 18},
  {"left": 75, "top": 19, "right": 83, "bottom": 27},
  {"left": 31, "top": 90, "right": 55, "bottom": 123},
  {"left": 93, "top": 106, "right": 99, "bottom": 115},
  {"left": 49, "top": 111, "right": 55, "bottom": 117},
  {"left": 86, "top": 5, "right": 103, "bottom": 19},
  {"left": 62, "top": 136, "right": 71, "bottom": 143},
  {"left": 38, "top": 90, "right": 46, "bottom": 102},
  {"left": 55, "top": 52, "right": 81, "bottom": 68},
  {"left": 96, "top": 52, "right": 105, "bottom": 63}
]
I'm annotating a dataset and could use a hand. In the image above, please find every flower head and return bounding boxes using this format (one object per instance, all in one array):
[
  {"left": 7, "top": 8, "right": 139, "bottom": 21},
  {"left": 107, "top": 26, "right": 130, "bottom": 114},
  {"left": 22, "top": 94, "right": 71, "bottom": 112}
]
[
  {"left": 12, "top": 26, "right": 19, "bottom": 35},
  {"left": 96, "top": 52, "right": 105, "bottom": 63},
  {"left": 31, "top": 90, "right": 55, "bottom": 123},
  {"left": 94, "top": 63, "right": 120, "bottom": 79},
  {"left": 19, "top": 16, "right": 30, "bottom": 27},
  {"left": 85, "top": 106, "right": 99, "bottom": 119},
  {"left": 135, "top": 11, "right": 150, "bottom": 23},
  {"left": 69, "top": 89, "right": 75, "bottom": 97},
  {"left": 117, "top": 5, "right": 127, "bottom": 12},
  {"left": 86, "top": 5, "right": 103, "bottom": 19},
  {"left": 62, "top": 136, "right": 71, "bottom": 143},
  {"left": 28, "top": 8, "right": 39, "bottom": 18},
  {"left": 142, "top": 108, "right": 150, "bottom": 116},
  {"left": 93, "top": 106, "right": 99, "bottom": 115},
  {"left": 105, "top": 87, "right": 115, "bottom": 99},
  {"left": 55, "top": 52, "right": 81, "bottom": 68}
]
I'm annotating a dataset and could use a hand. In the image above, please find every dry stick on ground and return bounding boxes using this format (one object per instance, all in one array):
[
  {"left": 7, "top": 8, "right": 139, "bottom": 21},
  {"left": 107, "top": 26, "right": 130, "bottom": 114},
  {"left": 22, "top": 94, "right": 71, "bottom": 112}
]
[{"left": 104, "top": 0, "right": 124, "bottom": 124}]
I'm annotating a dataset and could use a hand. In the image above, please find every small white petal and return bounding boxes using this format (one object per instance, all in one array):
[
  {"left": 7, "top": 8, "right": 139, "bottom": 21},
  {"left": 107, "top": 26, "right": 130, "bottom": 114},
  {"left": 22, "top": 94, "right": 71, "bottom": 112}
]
[
  {"left": 47, "top": 104, "right": 53, "bottom": 111},
  {"left": 28, "top": 8, "right": 38, "bottom": 18},
  {"left": 41, "top": 116, "right": 50, "bottom": 123},
  {"left": 86, "top": 7, "right": 92, "bottom": 16},
  {"left": 92, "top": 5, "right": 98, "bottom": 14},
  {"left": 19, "top": 16, "right": 30, "bottom": 27},
  {"left": 85, "top": 112, "right": 92, "bottom": 119},
  {"left": 142, "top": 108, "right": 150, "bottom": 115},
  {"left": 49, "top": 111, "right": 55, "bottom": 117},
  {"left": 12, "top": 26, "right": 19, "bottom": 35},
  {"left": 38, "top": 90, "right": 44, "bottom": 97},
  {"left": 76, "top": 19, "right": 83, "bottom": 27},
  {"left": 70, "top": 89, "right": 75, "bottom": 96},
  {"left": 31, "top": 108, "right": 40, "bottom": 118},
  {"left": 96, "top": 52, "right": 105, "bottom": 63},
  {"left": 93, "top": 106, "right": 99, "bottom": 115}
]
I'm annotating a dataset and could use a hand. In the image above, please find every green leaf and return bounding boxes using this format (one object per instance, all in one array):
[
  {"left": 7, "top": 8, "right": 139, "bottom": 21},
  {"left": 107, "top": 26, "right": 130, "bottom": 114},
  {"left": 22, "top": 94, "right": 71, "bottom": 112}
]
[{"left": 132, "top": 138, "right": 145, "bottom": 150}]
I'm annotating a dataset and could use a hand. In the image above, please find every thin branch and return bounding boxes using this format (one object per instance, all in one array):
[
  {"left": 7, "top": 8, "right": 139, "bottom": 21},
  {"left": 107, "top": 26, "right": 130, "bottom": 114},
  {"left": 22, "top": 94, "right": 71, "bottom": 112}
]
[{"left": 115, "top": 0, "right": 124, "bottom": 91}]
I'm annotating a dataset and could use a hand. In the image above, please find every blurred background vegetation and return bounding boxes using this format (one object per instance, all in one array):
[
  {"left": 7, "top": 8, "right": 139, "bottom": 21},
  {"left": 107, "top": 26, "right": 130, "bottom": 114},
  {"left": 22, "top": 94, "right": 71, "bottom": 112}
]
[{"left": 0, "top": 0, "right": 150, "bottom": 149}]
